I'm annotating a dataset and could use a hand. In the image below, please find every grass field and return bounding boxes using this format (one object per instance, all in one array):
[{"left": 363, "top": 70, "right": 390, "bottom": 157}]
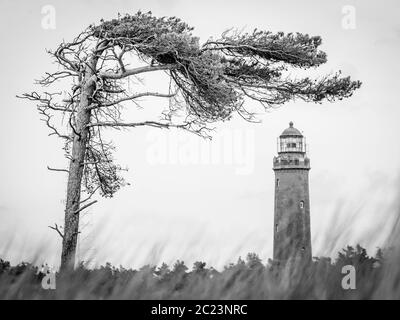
[{"left": 1, "top": 243, "right": 399, "bottom": 299}]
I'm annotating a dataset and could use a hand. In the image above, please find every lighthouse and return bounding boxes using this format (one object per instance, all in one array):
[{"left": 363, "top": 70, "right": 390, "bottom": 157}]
[{"left": 273, "top": 122, "right": 311, "bottom": 263}]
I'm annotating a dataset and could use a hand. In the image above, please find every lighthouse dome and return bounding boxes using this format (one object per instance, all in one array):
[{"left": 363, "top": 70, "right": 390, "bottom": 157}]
[{"left": 280, "top": 122, "right": 303, "bottom": 137}]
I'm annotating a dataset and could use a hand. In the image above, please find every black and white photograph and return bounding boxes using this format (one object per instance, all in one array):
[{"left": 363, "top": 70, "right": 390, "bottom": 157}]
[{"left": 0, "top": 0, "right": 399, "bottom": 308}]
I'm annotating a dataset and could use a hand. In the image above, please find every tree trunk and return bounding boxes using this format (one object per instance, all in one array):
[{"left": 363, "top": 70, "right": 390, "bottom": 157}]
[{"left": 60, "top": 57, "right": 97, "bottom": 271}]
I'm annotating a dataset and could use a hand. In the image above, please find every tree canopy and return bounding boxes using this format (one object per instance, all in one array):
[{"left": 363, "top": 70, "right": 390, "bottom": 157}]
[{"left": 21, "top": 11, "right": 361, "bottom": 199}]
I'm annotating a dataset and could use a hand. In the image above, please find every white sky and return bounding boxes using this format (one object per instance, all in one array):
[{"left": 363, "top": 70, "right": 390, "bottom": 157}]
[{"left": 0, "top": 0, "right": 400, "bottom": 269}]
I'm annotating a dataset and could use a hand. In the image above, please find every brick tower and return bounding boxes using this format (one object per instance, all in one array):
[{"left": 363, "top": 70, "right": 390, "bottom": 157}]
[{"left": 273, "top": 122, "right": 311, "bottom": 263}]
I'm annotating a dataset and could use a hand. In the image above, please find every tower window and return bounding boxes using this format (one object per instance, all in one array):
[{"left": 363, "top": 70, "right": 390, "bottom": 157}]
[
  {"left": 276, "top": 179, "right": 279, "bottom": 187},
  {"left": 300, "top": 201, "right": 304, "bottom": 209},
  {"left": 275, "top": 224, "right": 278, "bottom": 232}
]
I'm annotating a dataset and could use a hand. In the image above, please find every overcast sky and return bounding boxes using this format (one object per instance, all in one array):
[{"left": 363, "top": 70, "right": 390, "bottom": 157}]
[{"left": 0, "top": 0, "right": 399, "bottom": 269}]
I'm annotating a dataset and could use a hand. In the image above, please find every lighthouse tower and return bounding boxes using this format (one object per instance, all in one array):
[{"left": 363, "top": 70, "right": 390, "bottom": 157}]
[{"left": 273, "top": 122, "right": 311, "bottom": 263}]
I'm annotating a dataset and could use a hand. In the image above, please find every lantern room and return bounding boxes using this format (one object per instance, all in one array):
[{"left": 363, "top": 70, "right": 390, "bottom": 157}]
[{"left": 277, "top": 121, "right": 306, "bottom": 153}]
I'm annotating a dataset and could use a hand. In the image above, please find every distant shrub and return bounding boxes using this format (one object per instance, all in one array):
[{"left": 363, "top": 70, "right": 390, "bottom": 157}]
[{"left": 0, "top": 245, "right": 398, "bottom": 299}]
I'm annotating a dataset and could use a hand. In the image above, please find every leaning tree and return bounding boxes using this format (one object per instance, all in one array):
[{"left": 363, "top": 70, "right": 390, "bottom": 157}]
[{"left": 20, "top": 11, "right": 361, "bottom": 270}]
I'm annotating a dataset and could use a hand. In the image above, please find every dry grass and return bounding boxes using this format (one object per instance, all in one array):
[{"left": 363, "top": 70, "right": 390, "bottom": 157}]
[{"left": 0, "top": 242, "right": 399, "bottom": 300}]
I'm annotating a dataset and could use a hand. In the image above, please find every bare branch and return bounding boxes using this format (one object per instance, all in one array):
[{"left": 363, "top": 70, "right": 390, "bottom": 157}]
[
  {"left": 17, "top": 92, "right": 75, "bottom": 113},
  {"left": 112, "top": 45, "right": 127, "bottom": 73},
  {"left": 47, "top": 166, "right": 69, "bottom": 173},
  {"left": 38, "top": 107, "right": 72, "bottom": 140},
  {"left": 87, "top": 121, "right": 190, "bottom": 130},
  {"left": 68, "top": 114, "right": 81, "bottom": 140},
  {"left": 48, "top": 223, "right": 64, "bottom": 239},
  {"left": 99, "top": 64, "right": 177, "bottom": 79},
  {"left": 89, "top": 92, "right": 175, "bottom": 109},
  {"left": 73, "top": 200, "right": 98, "bottom": 215},
  {"left": 37, "top": 71, "right": 78, "bottom": 86},
  {"left": 80, "top": 186, "right": 100, "bottom": 204}
]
